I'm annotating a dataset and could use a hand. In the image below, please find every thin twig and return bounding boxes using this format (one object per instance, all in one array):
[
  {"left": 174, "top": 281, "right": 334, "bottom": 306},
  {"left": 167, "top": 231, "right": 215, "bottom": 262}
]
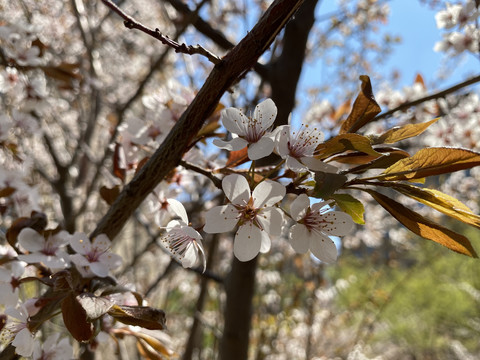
[
  {"left": 374, "top": 74, "right": 480, "bottom": 121},
  {"left": 101, "top": 0, "right": 221, "bottom": 64},
  {"left": 179, "top": 160, "right": 222, "bottom": 189}
]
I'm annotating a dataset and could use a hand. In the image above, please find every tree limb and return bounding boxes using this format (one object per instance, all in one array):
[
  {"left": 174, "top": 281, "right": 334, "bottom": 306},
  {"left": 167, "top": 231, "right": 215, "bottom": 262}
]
[{"left": 92, "top": 0, "right": 305, "bottom": 241}]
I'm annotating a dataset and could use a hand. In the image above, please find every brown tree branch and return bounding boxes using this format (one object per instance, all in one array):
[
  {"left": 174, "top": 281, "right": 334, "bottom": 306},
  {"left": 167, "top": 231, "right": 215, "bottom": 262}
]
[
  {"left": 374, "top": 74, "right": 480, "bottom": 121},
  {"left": 92, "top": 0, "right": 305, "bottom": 241},
  {"left": 101, "top": 0, "right": 221, "bottom": 64}
]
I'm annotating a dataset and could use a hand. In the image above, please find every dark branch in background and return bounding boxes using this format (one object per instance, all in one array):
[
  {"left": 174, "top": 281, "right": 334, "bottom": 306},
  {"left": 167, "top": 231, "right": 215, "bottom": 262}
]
[
  {"left": 163, "top": 0, "right": 268, "bottom": 78},
  {"left": 179, "top": 160, "right": 222, "bottom": 189},
  {"left": 101, "top": 0, "right": 221, "bottom": 64},
  {"left": 92, "top": 0, "right": 305, "bottom": 241},
  {"left": 75, "top": 0, "right": 207, "bottom": 218},
  {"left": 374, "top": 74, "right": 480, "bottom": 121}
]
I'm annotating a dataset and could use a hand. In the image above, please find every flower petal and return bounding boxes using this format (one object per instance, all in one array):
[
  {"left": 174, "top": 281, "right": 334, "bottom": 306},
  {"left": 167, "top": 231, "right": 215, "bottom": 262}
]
[
  {"left": 69, "top": 232, "right": 91, "bottom": 255},
  {"left": 309, "top": 232, "right": 338, "bottom": 263},
  {"left": 319, "top": 211, "right": 355, "bottom": 236},
  {"left": 234, "top": 223, "right": 262, "bottom": 262},
  {"left": 254, "top": 98, "right": 277, "bottom": 129},
  {"left": 275, "top": 125, "right": 290, "bottom": 156},
  {"left": 259, "top": 230, "right": 271, "bottom": 253},
  {"left": 12, "top": 328, "right": 34, "bottom": 357},
  {"left": 252, "top": 180, "right": 286, "bottom": 208},
  {"left": 167, "top": 198, "right": 188, "bottom": 223},
  {"left": 221, "top": 107, "right": 247, "bottom": 135},
  {"left": 257, "top": 207, "right": 283, "bottom": 236},
  {"left": 222, "top": 174, "right": 250, "bottom": 204},
  {"left": 290, "top": 194, "right": 310, "bottom": 221},
  {"left": 18, "top": 228, "right": 44, "bottom": 252},
  {"left": 247, "top": 137, "right": 274, "bottom": 160},
  {"left": 203, "top": 205, "right": 239, "bottom": 233},
  {"left": 92, "top": 234, "right": 112, "bottom": 252},
  {"left": 213, "top": 137, "right": 248, "bottom": 151},
  {"left": 289, "top": 224, "right": 311, "bottom": 254},
  {"left": 286, "top": 156, "right": 308, "bottom": 172}
]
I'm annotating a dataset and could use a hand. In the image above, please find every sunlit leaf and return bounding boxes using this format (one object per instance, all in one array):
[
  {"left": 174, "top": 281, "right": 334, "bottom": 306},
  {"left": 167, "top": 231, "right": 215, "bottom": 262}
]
[
  {"left": 383, "top": 182, "right": 480, "bottom": 229},
  {"left": 372, "top": 118, "right": 439, "bottom": 144},
  {"left": 366, "top": 189, "right": 477, "bottom": 257},
  {"left": 378, "top": 147, "right": 480, "bottom": 181},
  {"left": 316, "top": 133, "right": 382, "bottom": 159},
  {"left": 77, "top": 293, "right": 114, "bottom": 320},
  {"left": 339, "top": 75, "right": 381, "bottom": 134},
  {"left": 340, "top": 147, "right": 410, "bottom": 172},
  {"left": 61, "top": 294, "right": 94, "bottom": 342},
  {"left": 108, "top": 305, "right": 166, "bottom": 330},
  {"left": 330, "top": 193, "right": 365, "bottom": 224}
]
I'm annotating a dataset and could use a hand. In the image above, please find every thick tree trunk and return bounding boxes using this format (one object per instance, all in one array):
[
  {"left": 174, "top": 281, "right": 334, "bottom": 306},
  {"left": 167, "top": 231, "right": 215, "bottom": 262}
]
[{"left": 218, "top": 257, "right": 258, "bottom": 360}]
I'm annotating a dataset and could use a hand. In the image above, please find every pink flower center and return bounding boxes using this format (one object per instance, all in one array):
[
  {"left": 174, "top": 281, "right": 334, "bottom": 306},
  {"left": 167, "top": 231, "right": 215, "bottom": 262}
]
[{"left": 287, "top": 125, "right": 322, "bottom": 159}]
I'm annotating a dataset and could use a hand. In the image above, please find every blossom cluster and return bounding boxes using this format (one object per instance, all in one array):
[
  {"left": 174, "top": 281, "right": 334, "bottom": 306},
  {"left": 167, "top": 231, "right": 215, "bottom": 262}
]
[
  {"left": 0, "top": 225, "right": 121, "bottom": 357},
  {"left": 434, "top": 1, "right": 480, "bottom": 54},
  {"left": 155, "top": 99, "right": 355, "bottom": 264}
]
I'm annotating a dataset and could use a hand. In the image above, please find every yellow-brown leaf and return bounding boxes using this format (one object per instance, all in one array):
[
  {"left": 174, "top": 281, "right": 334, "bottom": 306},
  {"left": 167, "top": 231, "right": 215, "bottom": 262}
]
[
  {"left": 373, "top": 118, "right": 439, "bottom": 144},
  {"left": 367, "top": 189, "right": 477, "bottom": 257},
  {"left": 316, "top": 133, "right": 382, "bottom": 160},
  {"left": 379, "top": 147, "right": 480, "bottom": 181},
  {"left": 339, "top": 75, "right": 381, "bottom": 134}
]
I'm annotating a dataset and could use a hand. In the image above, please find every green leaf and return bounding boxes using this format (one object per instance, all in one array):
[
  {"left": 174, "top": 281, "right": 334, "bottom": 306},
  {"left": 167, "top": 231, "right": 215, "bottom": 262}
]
[
  {"left": 339, "top": 75, "right": 381, "bottom": 134},
  {"left": 316, "top": 133, "right": 382, "bottom": 159},
  {"left": 383, "top": 182, "right": 480, "bottom": 229},
  {"left": 366, "top": 189, "right": 477, "bottom": 258},
  {"left": 331, "top": 193, "right": 365, "bottom": 224},
  {"left": 311, "top": 172, "right": 347, "bottom": 199},
  {"left": 377, "top": 147, "right": 480, "bottom": 181},
  {"left": 372, "top": 118, "right": 439, "bottom": 144}
]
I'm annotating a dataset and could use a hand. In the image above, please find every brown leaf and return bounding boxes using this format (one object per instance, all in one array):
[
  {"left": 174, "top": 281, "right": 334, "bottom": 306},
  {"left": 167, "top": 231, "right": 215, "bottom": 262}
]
[
  {"left": 100, "top": 185, "right": 121, "bottom": 205},
  {"left": 339, "top": 75, "right": 381, "bottom": 134},
  {"left": 108, "top": 305, "right": 166, "bottom": 330},
  {"left": 0, "top": 186, "right": 16, "bottom": 198},
  {"left": 62, "top": 294, "right": 94, "bottom": 342},
  {"left": 378, "top": 147, "right": 480, "bottom": 181},
  {"left": 372, "top": 118, "right": 439, "bottom": 144},
  {"left": 225, "top": 147, "right": 249, "bottom": 168},
  {"left": 316, "top": 133, "right": 382, "bottom": 160},
  {"left": 366, "top": 189, "right": 477, "bottom": 257},
  {"left": 6, "top": 211, "right": 47, "bottom": 247}
]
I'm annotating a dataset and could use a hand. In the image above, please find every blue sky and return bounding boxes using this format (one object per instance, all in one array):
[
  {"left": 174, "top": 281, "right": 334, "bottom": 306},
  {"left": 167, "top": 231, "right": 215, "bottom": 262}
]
[{"left": 299, "top": 0, "right": 479, "bottom": 101}]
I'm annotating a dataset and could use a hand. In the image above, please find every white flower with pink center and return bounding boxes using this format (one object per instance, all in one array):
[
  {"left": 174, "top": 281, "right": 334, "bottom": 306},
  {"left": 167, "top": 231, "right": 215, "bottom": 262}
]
[
  {"left": 17, "top": 228, "right": 70, "bottom": 270},
  {"left": 213, "top": 99, "right": 277, "bottom": 160},
  {"left": 69, "top": 233, "right": 122, "bottom": 278},
  {"left": 276, "top": 123, "right": 337, "bottom": 173},
  {"left": 289, "top": 194, "right": 354, "bottom": 263},
  {"left": 159, "top": 199, "right": 206, "bottom": 271},
  {"left": 204, "top": 174, "right": 285, "bottom": 261},
  {"left": 0, "top": 305, "right": 35, "bottom": 357}
]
